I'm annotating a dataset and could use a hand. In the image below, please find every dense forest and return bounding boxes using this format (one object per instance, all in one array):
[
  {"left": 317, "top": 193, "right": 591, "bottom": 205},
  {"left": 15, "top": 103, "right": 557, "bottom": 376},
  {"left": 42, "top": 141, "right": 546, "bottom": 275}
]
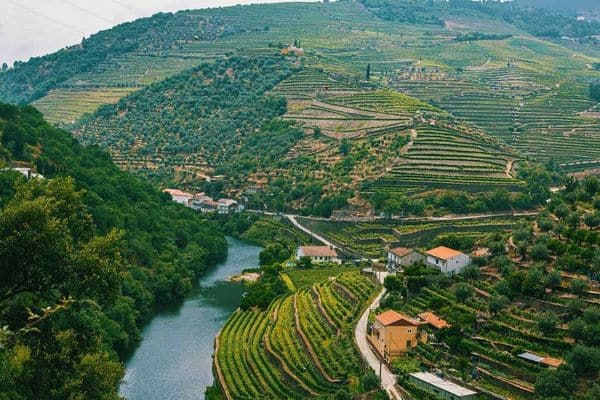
[{"left": 0, "top": 103, "right": 227, "bottom": 399}]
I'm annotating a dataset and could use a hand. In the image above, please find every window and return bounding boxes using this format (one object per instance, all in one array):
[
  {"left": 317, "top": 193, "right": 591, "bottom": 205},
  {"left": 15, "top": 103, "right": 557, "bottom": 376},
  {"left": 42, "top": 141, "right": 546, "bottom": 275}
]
[{"left": 406, "top": 340, "right": 411, "bottom": 348}]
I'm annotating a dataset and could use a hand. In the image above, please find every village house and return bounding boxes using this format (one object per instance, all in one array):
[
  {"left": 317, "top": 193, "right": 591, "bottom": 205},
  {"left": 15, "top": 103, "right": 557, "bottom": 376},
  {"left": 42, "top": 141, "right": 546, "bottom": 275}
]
[
  {"left": 163, "top": 188, "right": 194, "bottom": 206},
  {"left": 387, "top": 247, "right": 423, "bottom": 271},
  {"left": 281, "top": 45, "right": 304, "bottom": 56},
  {"left": 425, "top": 246, "right": 471, "bottom": 274},
  {"left": 198, "top": 198, "right": 219, "bottom": 213},
  {"left": 408, "top": 372, "right": 478, "bottom": 400},
  {"left": 296, "top": 246, "right": 341, "bottom": 264},
  {"left": 217, "top": 198, "right": 238, "bottom": 214},
  {"left": 368, "top": 310, "right": 426, "bottom": 362}
]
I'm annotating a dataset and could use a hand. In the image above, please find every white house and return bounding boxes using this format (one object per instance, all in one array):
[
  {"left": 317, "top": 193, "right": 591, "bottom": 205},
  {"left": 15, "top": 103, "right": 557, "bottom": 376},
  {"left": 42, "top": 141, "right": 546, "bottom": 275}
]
[
  {"left": 296, "top": 246, "right": 341, "bottom": 264},
  {"left": 387, "top": 247, "right": 423, "bottom": 270},
  {"left": 163, "top": 189, "right": 194, "bottom": 206},
  {"left": 425, "top": 246, "right": 470, "bottom": 274},
  {"left": 2, "top": 167, "right": 44, "bottom": 179},
  {"left": 217, "top": 198, "right": 238, "bottom": 214}
]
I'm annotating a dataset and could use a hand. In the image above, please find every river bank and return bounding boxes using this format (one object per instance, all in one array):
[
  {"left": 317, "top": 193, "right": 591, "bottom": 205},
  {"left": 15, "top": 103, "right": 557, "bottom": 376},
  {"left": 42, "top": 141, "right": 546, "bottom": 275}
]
[{"left": 119, "top": 237, "right": 262, "bottom": 400}]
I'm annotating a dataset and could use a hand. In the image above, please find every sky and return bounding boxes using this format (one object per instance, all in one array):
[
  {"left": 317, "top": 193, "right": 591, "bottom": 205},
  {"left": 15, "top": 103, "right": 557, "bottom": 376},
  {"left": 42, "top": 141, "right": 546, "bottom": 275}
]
[{"left": 0, "top": 0, "right": 319, "bottom": 67}]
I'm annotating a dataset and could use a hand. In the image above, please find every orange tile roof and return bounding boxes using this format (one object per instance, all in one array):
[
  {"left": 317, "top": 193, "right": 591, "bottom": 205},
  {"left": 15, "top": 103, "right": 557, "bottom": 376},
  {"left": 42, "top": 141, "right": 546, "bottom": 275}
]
[
  {"left": 418, "top": 312, "right": 450, "bottom": 329},
  {"left": 164, "top": 188, "right": 193, "bottom": 197},
  {"left": 375, "top": 310, "right": 421, "bottom": 327},
  {"left": 389, "top": 247, "right": 415, "bottom": 258},
  {"left": 426, "top": 246, "right": 463, "bottom": 260},
  {"left": 299, "top": 246, "right": 337, "bottom": 258},
  {"left": 541, "top": 357, "right": 564, "bottom": 368}
]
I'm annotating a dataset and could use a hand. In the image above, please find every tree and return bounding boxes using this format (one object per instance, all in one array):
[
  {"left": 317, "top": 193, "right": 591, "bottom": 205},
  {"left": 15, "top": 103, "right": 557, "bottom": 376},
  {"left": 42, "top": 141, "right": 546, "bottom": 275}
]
[
  {"left": 384, "top": 274, "right": 404, "bottom": 293},
  {"left": 531, "top": 243, "right": 550, "bottom": 261},
  {"left": 488, "top": 294, "right": 509, "bottom": 315},
  {"left": 535, "top": 365, "right": 577, "bottom": 398},
  {"left": 365, "top": 63, "right": 371, "bottom": 80},
  {"left": 567, "top": 345, "right": 600, "bottom": 378},
  {"left": 584, "top": 212, "right": 600, "bottom": 229},
  {"left": 296, "top": 256, "right": 312, "bottom": 269},
  {"left": 569, "top": 279, "right": 589, "bottom": 296},
  {"left": 361, "top": 371, "right": 380, "bottom": 391},
  {"left": 1, "top": 63, "right": 7, "bottom": 71},
  {"left": 545, "top": 269, "right": 562, "bottom": 287},
  {"left": 538, "top": 312, "right": 558, "bottom": 336},
  {"left": 461, "top": 265, "right": 481, "bottom": 281},
  {"left": 340, "top": 138, "right": 351, "bottom": 156},
  {"left": 454, "top": 283, "right": 473, "bottom": 303},
  {"left": 590, "top": 81, "right": 600, "bottom": 102}
]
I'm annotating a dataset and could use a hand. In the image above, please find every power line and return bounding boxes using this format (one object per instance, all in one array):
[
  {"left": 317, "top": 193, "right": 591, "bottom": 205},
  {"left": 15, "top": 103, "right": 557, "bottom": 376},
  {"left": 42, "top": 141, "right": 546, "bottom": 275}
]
[
  {"left": 59, "top": 0, "right": 115, "bottom": 25},
  {"left": 5, "top": 0, "right": 87, "bottom": 36}
]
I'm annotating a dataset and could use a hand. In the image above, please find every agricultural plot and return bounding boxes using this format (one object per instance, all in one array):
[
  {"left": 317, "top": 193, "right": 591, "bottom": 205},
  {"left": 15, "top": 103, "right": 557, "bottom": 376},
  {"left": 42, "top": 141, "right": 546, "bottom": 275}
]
[
  {"left": 32, "top": 88, "right": 138, "bottom": 125},
  {"left": 214, "top": 271, "right": 378, "bottom": 399},
  {"left": 299, "top": 216, "right": 521, "bottom": 259}
]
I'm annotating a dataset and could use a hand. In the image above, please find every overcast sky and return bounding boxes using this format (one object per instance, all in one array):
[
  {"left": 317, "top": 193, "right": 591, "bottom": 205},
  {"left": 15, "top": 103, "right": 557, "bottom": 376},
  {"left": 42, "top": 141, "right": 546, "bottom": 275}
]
[{"left": 0, "top": 0, "right": 318, "bottom": 67}]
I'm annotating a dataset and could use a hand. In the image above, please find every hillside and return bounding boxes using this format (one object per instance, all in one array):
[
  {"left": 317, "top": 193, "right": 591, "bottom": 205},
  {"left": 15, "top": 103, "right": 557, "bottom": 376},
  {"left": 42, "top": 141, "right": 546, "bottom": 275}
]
[
  {"left": 0, "top": 103, "right": 227, "bottom": 399},
  {"left": 1, "top": 0, "right": 599, "bottom": 216}
]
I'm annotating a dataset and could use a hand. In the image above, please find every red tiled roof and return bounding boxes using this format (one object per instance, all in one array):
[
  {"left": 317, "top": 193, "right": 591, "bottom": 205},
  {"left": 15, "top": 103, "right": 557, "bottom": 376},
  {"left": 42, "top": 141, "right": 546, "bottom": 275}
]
[
  {"left": 375, "top": 310, "right": 421, "bottom": 327},
  {"left": 541, "top": 357, "right": 564, "bottom": 368},
  {"left": 418, "top": 312, "right": 450, "bottom": 329},
  {"left": 299, "top": 246, "right": 337, "bottom": 258},
  {"left": 426, "top": 246, "right": 463, "bottom": 260},
  {"left": 389, "top": 247, "right": 415, "bottom": 258}
]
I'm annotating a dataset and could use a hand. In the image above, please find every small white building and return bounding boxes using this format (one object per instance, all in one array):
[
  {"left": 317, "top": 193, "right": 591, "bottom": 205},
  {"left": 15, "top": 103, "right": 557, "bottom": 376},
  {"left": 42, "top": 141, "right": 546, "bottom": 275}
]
[
  {"left": 2, "top": 167, "right": 44, "bottom": 179},
  {"left": 217, "top": 198, "right": 238, "bottom": 214},
  {"left": 296, "top": 246, "right": 341, "bottom": 264},
  {"left": 425, "top": 246, "right": 470, "bottom": 274},
  {"left": 387, "top": 247, "right": 423, "bottom": 270},
  {"left": 408, "top": 372, "right": 477, "bottom": 400},
  {"left": 163, "top": 189, "right": 194, "bottom": 206}
]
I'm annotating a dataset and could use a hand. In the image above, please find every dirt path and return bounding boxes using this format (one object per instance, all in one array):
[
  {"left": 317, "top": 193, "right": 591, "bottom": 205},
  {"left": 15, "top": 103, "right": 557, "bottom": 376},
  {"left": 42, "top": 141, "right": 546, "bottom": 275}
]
[{"left": 505, "top": 159, "right": 515, "bottom": 178}]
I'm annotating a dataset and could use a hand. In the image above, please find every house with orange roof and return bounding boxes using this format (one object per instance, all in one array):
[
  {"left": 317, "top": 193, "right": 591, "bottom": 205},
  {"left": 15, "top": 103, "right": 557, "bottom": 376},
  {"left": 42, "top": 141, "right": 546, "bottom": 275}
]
[
  {"left": 387, "top": 247, "right": 423, "bottom": 271},
  {"left": 418, "top": 311, "right": 450, "bottom": 330},
  {"left": 425, "top": 246, "right": 471, "bottom": 274},
  {"left": 368, "top": 310, "right": 426, "bottom": 362}
]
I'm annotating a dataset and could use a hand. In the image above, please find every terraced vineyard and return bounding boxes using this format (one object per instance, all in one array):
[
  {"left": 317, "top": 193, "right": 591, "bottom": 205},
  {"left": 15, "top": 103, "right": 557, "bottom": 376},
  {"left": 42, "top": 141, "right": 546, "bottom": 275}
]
[
  {"left": 299, "top": 216, "right": 525, "bottom": 258},
  {"left": 215, "top": 271, "right": 378, "bottom": 399}
]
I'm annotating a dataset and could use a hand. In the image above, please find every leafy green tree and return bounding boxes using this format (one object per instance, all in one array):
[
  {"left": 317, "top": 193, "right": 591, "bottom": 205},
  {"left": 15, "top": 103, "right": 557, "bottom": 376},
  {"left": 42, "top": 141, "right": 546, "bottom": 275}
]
[
  {"left": 488, "top": 294, "right": 509, "bottom": 315},
  {"left": 365, "top": 63, "right": 371, "bottom": 80},
  {"left": 537, "top": 312, "right": 558, "bottom": 336},
  {"left": 384, "top": 274, "right": 404, "bottom": 293},
  {"left": 569, "top": 279, "right": 589, "bottom": 296},
  {"left": 534, "top": 365, "right": 577, "bottom": 398},
  {"left": 454, "top": 283, "right": 473, "bottom": 303}
]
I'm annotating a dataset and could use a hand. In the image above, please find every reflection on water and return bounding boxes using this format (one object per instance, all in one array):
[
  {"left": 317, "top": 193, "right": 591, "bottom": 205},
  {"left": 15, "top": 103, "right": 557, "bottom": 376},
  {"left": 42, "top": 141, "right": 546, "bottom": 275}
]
[{"left": 119, "top": 237, "right": 261, "bottom": 400}]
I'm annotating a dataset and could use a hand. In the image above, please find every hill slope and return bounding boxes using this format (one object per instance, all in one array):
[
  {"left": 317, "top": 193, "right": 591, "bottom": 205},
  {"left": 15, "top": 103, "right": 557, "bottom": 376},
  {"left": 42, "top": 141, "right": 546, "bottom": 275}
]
[{"left": 0, "top": 103, "right": 227, "bottom": 399}]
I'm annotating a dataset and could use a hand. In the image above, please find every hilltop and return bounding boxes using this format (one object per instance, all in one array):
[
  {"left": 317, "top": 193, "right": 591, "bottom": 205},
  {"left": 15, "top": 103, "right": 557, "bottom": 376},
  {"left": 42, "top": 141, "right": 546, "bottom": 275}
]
[{"left": 0, "top": 0, "right": 599, "bottom": 217}]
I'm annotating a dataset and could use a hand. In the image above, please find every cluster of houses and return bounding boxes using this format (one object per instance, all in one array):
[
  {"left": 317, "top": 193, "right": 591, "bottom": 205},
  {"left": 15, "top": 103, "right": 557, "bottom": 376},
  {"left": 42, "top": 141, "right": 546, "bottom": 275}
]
[
  {"left": 387, "top": 245, "right": 471, "bottom": 275},
  {"left": 163, "top": 188, "right": 243, "bottom": 214}
]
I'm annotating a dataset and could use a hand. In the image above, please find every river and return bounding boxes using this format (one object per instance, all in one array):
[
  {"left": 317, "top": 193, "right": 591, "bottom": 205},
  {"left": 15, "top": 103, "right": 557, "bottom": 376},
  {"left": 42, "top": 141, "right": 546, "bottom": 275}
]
[{"left": 119, "top": 237, "right": 261, "bottom": 400}]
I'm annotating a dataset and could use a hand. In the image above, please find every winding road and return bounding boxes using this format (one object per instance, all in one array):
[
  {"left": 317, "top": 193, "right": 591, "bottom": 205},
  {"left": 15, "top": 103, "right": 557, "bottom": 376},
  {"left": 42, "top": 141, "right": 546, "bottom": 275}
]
[{"left": 353, "top": 272, "right": 404, "bottom": 400}]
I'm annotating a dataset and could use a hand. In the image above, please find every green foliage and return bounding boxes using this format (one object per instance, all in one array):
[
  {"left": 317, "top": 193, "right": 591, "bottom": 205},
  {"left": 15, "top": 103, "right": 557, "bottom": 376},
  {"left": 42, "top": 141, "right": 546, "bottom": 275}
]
[
  {"left": 239, "top": 264, "right": 289, "bottom": 310},
  {"left": 0, "top": 103, "right": 226, "bottom": 400}
]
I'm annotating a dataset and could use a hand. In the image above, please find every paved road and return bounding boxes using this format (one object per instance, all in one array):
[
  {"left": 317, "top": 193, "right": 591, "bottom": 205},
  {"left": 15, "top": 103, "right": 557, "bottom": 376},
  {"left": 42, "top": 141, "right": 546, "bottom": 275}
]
[
  {"left": 354, "top": 286, "right": 404, "bottom": 400},
  {"left": 286, "top": 214, "right": 337, "bottom": 249}
]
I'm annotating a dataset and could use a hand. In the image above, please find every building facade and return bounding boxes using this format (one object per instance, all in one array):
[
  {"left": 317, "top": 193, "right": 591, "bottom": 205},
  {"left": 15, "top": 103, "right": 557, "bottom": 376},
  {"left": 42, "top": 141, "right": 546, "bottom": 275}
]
[
  {"left": 368, "top": 310, "right": 425, "bottom": 362},
  {"left": 408, "top": 372, "right": 478, "bottom": 400},
  {"left": 296, "top": 246, "right": 341, "bottom": 264},
  {"left": 387, "top": 247, "right": 423, "bottom": 270},
  {"left": 425, "top": 246, "right": 471, "bottom": 274}
]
